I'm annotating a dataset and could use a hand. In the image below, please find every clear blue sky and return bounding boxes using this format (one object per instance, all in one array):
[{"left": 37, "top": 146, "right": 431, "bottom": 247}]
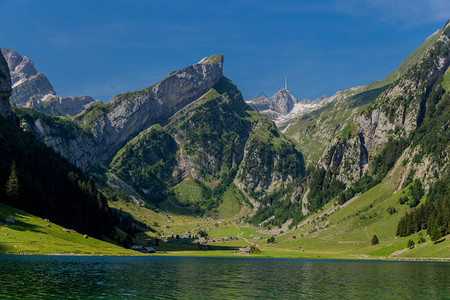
[{"left": 0, "top": 0, "right": 448, "bottom": 101}]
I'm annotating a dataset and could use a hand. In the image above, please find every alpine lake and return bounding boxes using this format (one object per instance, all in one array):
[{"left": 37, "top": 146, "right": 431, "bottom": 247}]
[{"left": 0, "top": 255, "right": 448, "bottom": 299}]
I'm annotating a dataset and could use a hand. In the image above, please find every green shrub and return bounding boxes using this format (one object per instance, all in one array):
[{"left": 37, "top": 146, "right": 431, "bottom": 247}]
[
  {"left": 387, "top": 206, "right": 398, "bottom": 215},
  {"left": 418, "top": 233, "right": 426, "bottom": 244},
  {"left": 267, "top": 236, "right": 275, "bottom": 244},
  {"left": 398, "top": 196, "right": 409, "bottom": 205}
]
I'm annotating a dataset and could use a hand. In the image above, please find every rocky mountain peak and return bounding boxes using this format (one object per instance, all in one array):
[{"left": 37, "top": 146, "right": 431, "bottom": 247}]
[
  {"left": 271, "top": 88, "right": 298, "bottom": 114},
  {"left": 1, "top": 48, "right": 56, "bottom": 106},
  {"left": 0, "top": 51, "right": 12, "bottom": 117},
  {"left": 246, "top": 87, "right": 300, "bottom": 119},
  {"left": 73, "top": 54, "right": 226, "bottom": 163},
  {"left": 0, "top": 48, "right": 38, "bottom": 84},
  {"left": 1, "top": 48, "right": 51, "bottom": 87},
  {"left": 1, "top": 48, "right": 97, "bottom": 116}
]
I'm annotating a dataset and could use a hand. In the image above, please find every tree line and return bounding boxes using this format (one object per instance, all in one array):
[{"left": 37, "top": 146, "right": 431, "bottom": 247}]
[
  {"left": 0, "top": 116, "right": 114, "bottom": 239},
  {"left": 397, "top": 177, "right": 449, "bottom": 241}
]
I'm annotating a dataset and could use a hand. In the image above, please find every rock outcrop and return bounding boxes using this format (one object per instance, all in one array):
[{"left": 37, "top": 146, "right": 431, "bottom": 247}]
[
  {"left": 0, "top": 51, "right": 12, "bottom": 117},
  {"left": 1, "top": 48, "right": 96, "bottom": 116},
  {"left": 17, "top": 114, "right": 98, "bottom": 171}
]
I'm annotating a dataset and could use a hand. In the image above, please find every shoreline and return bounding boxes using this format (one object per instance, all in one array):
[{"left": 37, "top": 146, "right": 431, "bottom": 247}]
[{"left": 1, "top": 251, "right": 449, "bottom": 262}]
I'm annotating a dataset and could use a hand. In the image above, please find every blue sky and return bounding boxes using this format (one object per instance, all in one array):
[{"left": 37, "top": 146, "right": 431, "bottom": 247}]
[{"left": 0, "top": 0, "right": 448, "bottom": 101}]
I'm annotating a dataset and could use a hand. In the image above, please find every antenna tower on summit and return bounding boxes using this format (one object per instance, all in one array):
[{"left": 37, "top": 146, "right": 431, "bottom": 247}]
[{"left": 285, "top": 77, "right": 287, "bottom": 90}]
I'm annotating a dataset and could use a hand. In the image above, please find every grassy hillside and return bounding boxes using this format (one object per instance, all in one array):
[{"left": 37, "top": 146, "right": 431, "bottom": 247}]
[
  {"left": 257, "top": 161, "right": 449, "bottom": 260},
  {"left": 3, "top": 164, "right": 446, "bottom": 259},
  {"left": 133, "top": 144, "right": 448, "bottom": 259},
  {"left": 0, "top": 203, "right": 136, "bottom": 255}
]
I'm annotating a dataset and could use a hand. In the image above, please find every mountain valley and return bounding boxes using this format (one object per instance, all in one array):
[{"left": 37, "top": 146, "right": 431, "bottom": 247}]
[{"left": 0, "top": 21, "right": 449, "bottom": 260}]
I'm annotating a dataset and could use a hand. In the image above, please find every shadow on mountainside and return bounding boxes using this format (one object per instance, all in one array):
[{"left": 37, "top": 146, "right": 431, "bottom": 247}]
[{"left": 0, "top": 204, "right": 45, "bottom": 234}]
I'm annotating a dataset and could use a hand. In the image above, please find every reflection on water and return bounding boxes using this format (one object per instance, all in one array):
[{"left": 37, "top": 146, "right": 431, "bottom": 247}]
[{"left": 0, "top": 256, "right": 448, "bottom": 299}]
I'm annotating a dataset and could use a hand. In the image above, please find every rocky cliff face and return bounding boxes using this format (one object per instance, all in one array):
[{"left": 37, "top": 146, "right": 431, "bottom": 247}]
[
  {"left": 1, "top": 48, "right": 96, "bottom": 116},
  {"left": 356, "top": 26, "right": 450, "bottom": 153},
  {"left": 74, "top": 54, "right": 225, "bottom": 162},
  {"left": 14, "top": 108, "right": 97, "bottom": 171},
  {"left": 322, "top": 21, "right": 450, "bottom": 186},
  {"left": 17, "top": 55, "right": 226, "bottom": 169},
  {"left": 0, "top": 51, "right": 12, "bottom": 117}
]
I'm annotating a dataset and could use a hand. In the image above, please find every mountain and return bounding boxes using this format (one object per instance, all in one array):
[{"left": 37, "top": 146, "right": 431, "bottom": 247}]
[
  {"left": 74, "top": 55, "right": 225, "bottom": 164},
  {"left": 1, "top": 48, "right": 97, "bottom": 116},
  {"left": 16, "top": 54, "right": 304, "bottom": 212},
  {"left": 26, "top": 94, "right": 97, "bottom": 117},
  {"left": 283, "top": 22, "right": 450, "bottom": 165},
  {"left": 108, "top": 77, "right": 304, "bottom": 209},
  {"left": 247, "top": 88, "right": 298, "bottom": 117},
  {"left": 236, "top": 21, "right": 449, "bottom": 232},
  {"left": 247, "top": 88, "right": 326, "bottom": 124},
  {"left": 8, "top": 21, "right": 450, "bottom": 256},
  {"left": 272, "top": 21, "right": 450, "bottom": 217},
  {"left": 15, "top": 55, "right": 227, "bottom": 170}
]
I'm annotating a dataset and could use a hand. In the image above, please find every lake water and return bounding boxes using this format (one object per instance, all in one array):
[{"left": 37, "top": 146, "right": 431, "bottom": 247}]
[{"left": 0, "top": 255, "right": 448, "bottom": 299}]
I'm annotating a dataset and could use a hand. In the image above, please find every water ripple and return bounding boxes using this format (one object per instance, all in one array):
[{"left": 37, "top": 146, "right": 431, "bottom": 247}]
[{"left": 0, "top": 256, "right": 448, "bottom": 299}]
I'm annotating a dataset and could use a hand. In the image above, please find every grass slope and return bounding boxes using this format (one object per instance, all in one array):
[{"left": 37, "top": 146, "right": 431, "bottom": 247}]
[
  {"left": 173, "top": 178, "right": 204, "bottom": 205},
  {"left": 0, "top": 203, "right": 136, "bottom": 255}
]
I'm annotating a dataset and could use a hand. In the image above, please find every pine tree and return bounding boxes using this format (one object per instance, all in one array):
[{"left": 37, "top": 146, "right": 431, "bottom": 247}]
[
  {"left": 5, "top": 161, "right": 20, "bottom": 203},
  {"left": 371, "top": 235, "right": 379, "bottom": 245}
]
